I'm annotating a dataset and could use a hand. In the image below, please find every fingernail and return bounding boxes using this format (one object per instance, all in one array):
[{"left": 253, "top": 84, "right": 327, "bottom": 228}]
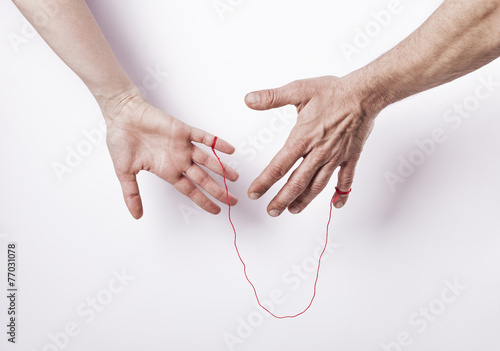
[
  {"left": 288, "top": 206, "right": 300, "bottom": 214},
  {"left": 334, "top": 202, "right": 343, "bottom": 208},
  {"left": 246, "top": 93, "right": 260, "bottom": 104},
  {"left": 249, "top": 193, "right": 261, "bottom": 200},
  {"left": 269, "top": 210, "right": 281, "bottom": 217}
]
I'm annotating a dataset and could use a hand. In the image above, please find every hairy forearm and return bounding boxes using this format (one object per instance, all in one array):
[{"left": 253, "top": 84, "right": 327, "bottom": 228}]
[
  {"left": 350, "top": 0, "right": 500, "bottom": 114},
  {"left": 12, "top": 0, "right": 136, "bottom": 105}
]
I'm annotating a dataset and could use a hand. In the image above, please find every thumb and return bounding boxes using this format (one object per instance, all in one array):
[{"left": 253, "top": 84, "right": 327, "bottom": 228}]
[
  {"left": 334, "top": 160, "right": 357, "bottom": 209},
  {"left": 245, "top": 80, "right": 303, "bottom": 110},
  {"left": 117, "top": 172, "right": 143, "bottom": 219}
]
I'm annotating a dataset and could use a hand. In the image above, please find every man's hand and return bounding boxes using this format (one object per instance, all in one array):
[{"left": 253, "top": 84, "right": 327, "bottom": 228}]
[
  {"left": 245, "top": 76, "right": 378, "bottom": 217},
  {"left": 245, "top": 0, "right": 500, "bottom": 217},
  {"left": 102, "top": 92, "right": 239, "bottom": 219}
]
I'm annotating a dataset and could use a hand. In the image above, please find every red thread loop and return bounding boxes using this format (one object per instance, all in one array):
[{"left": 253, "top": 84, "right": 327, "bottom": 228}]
[
  {"left": 211, "top": 137, "right": 338, "bottom": 319},
  {"left": 335, "top": 187, "right": 352, "bottom": 195}
]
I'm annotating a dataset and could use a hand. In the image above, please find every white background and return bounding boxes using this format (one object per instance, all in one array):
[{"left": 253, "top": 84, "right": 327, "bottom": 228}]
[{"left": 1, "top": 0, "right": 500, "bottom": 350}]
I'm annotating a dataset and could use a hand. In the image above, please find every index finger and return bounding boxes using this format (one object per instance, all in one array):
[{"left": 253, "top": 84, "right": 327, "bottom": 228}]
[{"left": 248, "top": 138, "right": 306, "bottom": 199}]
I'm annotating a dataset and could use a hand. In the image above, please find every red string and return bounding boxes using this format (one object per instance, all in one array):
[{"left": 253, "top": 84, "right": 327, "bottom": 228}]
[
  {"left": 211, "top": 136, "right": 342, "bottom": 319},
  {"left": 335, "top": 187, "right": 351, "bottom": 195}
]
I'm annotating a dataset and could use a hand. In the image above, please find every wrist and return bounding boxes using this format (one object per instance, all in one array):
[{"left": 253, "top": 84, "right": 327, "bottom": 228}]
[
  {"left": 343, "top": 68, "right": 393, "bottom": 119},
  {"left": 94, "top": 85, "right": 147, "bottom": 123}
]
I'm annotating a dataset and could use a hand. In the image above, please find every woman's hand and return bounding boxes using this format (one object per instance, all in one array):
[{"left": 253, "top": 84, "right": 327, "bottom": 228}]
[
  {"left": 245, "top": 75, "right": 380, "bottom": 217},
  {"left": 100, "top": 91, "right": 239, "bottom": 219}
]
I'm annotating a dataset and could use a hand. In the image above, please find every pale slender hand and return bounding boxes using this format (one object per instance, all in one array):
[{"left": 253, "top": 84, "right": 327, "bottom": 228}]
[
  {"left": 102, "top": 92, "right": 239, "bottom": 219},
  {"left": 245, "top": 76, "right": 378, "bottom": 217},
  {"left": 11, "top": 0, "right": 240, "bottom": 219}
]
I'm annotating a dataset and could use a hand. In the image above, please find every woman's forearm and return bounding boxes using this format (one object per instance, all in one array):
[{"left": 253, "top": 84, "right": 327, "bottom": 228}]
[
  {"left": 351, "top": 0, "right": 500, "bottom": 114},
  {"left": 12, "top": 0, "right": 240, "bottom": 219},
  {"left": 12, "top": 0, "right": 136, "bottom": 105}
]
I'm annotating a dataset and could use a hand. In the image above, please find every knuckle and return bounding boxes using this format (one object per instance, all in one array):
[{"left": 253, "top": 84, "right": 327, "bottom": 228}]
[
  {"left": 286, "top": 181, "right": 305, "bottom": 195},
  {"left": 201, "top": 199, "right": 214, "bottom": 212},
  {"left": 125, "top": 193, "right": 140, "bottom": 201},
  {"left": 262, "top": 89, "right": 278, "bottom": 106},
  {"left": 309, "top": 181, "right": 327, "bottom": 194},
  {"left": 215, "top": 187, "right": 226, "bottom": 201},
  {"left": 291, "top": 197, "right": 308, "bottom": 209},
  {"left": 269, "top": 163, "right": 288, "bottom": 182},
  {"left": 273, "top": 198, "right": 289, "bottom": 210},
  {"left": 288, "top": 136, "right": 308, "bottom": 154},
  {"left": 342, "top": 177, "right": 354, "bottom": 186},
  {"left": 199, "top": 175, "right": 211, "bottom": 189},
  {"left": 195, "top": 149, "right": 208, "bottom": 163},
  {"left": 311, "top": 148, "right": 330, "bottom": 163},
  {"left": 289, "top": 80, "right": 303, "bottom": 93},
  {"left": 186, "top": 186, "right": 199, "bottom": 199},
  {"left": 203, "top": 134, "right": 212, "bottom": 146},
  {"left": 340, "top": 173, "right": 355, "bottom": 186},
  {"left": 350, "top": 152, "right": 362, "bottom": 162}
]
